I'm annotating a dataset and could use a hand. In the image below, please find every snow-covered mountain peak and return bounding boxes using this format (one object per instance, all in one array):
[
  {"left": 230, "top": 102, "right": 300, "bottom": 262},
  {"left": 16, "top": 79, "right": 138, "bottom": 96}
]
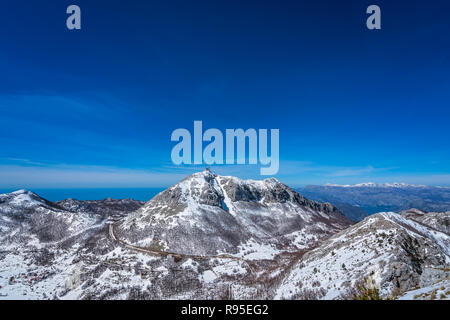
[
  {"left": 324, "top": 182, "right": 427, "bottom": 188},
  {"left": 116, "top": 170, "right": 352, "bottom": 256},
  {"left": 354, "top": 182, "right": 377, "bottom": 187},
  {"left": 10, "top": 189, "right": 29, "bottom": 195},
  {"left": 6, "top": 189, "right": 38, "bottom": 198},
  {"left": 154, "top": 170, "right": 293, "bottom": 211},
  {"left": 0, "top": 189, "right": 54, "bottom": 209}
]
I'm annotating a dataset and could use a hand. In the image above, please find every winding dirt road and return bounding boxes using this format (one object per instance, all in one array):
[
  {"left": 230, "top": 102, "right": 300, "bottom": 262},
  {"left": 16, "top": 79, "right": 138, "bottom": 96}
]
[{"left": 108, "top": 223, "right": 253, "bottom": 272}]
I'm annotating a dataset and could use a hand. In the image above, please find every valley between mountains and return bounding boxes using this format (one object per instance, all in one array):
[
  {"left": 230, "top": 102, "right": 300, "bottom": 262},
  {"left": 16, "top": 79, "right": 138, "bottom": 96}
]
[{"left": 0, "top": 170, "right": 449, "bottom": 300}]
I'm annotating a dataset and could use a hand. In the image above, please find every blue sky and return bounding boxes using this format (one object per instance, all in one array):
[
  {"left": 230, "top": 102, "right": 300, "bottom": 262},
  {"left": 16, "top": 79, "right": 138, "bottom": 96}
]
[{"left": 1, "top": 0, "right": 450, "bottom": 189}]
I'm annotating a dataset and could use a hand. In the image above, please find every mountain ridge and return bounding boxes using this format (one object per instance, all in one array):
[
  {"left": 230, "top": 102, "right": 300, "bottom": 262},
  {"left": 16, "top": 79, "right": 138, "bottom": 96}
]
[{"left": 0, "top": 171, "right": 448, "bottom": 300}]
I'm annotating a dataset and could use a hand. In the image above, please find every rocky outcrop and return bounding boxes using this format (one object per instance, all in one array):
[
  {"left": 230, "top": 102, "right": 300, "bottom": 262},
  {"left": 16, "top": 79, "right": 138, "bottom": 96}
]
[
  {"left": 401, "top": 208, "right": 450, "bottom": 235},
  {"left": 276, "top": 212, "right": 450, "bottom": 299}
]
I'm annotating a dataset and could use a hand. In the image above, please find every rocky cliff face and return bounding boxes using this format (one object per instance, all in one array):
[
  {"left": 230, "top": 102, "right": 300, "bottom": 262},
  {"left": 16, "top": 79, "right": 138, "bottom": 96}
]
[
  {"left": 276, "top": 211, "right": 450, "bottom": 299},
  {"left": 400, "top": 208, "right": 450, "bottom": 235}
]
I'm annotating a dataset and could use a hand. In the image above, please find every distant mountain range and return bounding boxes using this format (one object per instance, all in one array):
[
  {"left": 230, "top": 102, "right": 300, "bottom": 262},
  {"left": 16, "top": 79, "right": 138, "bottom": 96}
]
[
  {"left": 0, "top": 172, "right": 449, "bottom": 300},
  {"left": 299, "top": 183, "right": 450, "bottom": 221},
  {"left": 323, "top": 183, "right": 428, "bottom": 188}
]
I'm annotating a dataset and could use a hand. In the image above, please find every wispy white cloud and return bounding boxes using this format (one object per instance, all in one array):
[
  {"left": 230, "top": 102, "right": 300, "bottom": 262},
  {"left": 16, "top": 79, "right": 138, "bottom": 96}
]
[
  {"left": 277, "top": 161, "right": 393, "bottom": 178},
  {"left": 272, "top": 161, "right": 450, "bottom": 187},
  {"left": 0, "top": 164, "right": 187, "bottom": 188},
  {"left": 329, "top": 165, "right": 376, "bottom": 177},
  {"left": 0, "top": 158, "right": 48, "bottom": 166}
]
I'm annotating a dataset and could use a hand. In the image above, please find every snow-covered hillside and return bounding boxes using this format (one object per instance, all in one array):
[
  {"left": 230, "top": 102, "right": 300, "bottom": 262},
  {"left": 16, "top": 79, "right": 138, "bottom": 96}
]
[
  {"left": 0, "top": 171, "right": 448, "bottom": 300},
  {"left": 276, "top": 211, "right": 450, "bottom": 299},
  {"left": 0, "top": 189, "right": 100, "bottom": 246}
]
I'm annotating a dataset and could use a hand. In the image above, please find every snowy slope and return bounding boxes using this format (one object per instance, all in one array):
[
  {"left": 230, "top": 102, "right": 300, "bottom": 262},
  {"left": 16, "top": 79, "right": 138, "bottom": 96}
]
[
  {"left": 0, "top": 190, "right": 111, "bottom": 299},
  {"left": 0, "top": 190, "right": 100, "bottom": 246},
  {"left": 275, "top": 212, "right": 450, "bottom": 300},
  {"left": 401, "top": 208, "right": 450, "bottom": 235},
  {"left": 398, "top": 279, "right": 450, "bottom": 300}
]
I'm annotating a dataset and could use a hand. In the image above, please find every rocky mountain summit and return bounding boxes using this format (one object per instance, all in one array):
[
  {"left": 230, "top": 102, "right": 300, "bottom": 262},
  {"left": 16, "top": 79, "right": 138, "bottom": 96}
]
[{"left": 116, "top": 170, "right": 352, "bottom": 256}]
